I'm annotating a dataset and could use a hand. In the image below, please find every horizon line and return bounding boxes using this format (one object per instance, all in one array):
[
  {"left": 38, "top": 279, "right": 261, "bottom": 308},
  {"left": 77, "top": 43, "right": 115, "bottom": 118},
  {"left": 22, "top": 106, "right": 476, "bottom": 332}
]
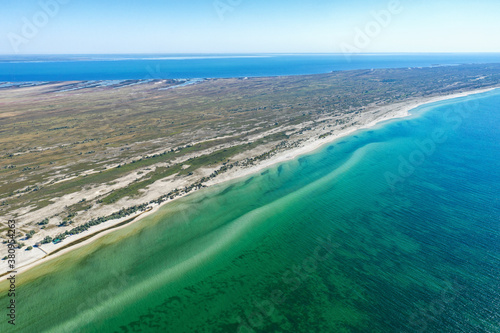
[{"left": 1, "top": 52, "right": 500, "bottom": 56}]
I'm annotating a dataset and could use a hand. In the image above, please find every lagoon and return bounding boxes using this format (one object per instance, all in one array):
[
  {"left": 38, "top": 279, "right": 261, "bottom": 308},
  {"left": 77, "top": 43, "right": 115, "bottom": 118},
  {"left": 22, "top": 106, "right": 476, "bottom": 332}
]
[{"left": 2, "top": 53, "right": 500, "bottom": 81}]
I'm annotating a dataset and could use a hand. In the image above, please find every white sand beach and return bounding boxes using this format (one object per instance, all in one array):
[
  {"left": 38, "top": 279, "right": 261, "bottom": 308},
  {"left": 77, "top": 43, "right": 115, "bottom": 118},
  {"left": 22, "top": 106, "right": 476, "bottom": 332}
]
[{"left": 2, "top": 86, "right": 498, "bottom": 277}]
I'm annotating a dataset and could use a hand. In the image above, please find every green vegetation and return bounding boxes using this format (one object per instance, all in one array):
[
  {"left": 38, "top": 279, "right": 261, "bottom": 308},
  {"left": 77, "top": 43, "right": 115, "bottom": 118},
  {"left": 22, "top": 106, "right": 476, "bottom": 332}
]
[
  {"left": 1, "top": 64, "right": 500, "bottom": 243},
  {"left": 53, "top": 204, "right": 151, "bottom": 240},
  {"left": 41, "top": 236, "right": 53, "bottom": 244},
  {"left": 37, "top": 218, "right": 49, "bottom": 226}
]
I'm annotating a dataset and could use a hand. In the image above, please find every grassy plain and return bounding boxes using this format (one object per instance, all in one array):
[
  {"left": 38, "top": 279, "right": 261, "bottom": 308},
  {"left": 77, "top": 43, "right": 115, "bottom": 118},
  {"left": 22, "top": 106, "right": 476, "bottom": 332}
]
[{"left": 1, "top": 64, "right": 500, "bottom": 248}]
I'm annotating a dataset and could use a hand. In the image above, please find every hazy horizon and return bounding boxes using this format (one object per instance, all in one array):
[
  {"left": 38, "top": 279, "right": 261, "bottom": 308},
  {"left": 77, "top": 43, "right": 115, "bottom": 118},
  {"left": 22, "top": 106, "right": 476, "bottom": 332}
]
[
  {"left": 2, "top": 0, "right": 500, "bottom": 55},
  {"left": 2, "top": 52, "right": 500, "bottom": 57}
]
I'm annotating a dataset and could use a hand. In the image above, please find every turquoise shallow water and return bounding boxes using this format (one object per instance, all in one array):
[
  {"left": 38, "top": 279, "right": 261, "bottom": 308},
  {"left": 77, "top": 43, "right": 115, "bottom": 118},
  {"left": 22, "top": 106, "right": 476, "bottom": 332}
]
[{"left": 1, "top": 90, "right": 499, "bottom": 332}]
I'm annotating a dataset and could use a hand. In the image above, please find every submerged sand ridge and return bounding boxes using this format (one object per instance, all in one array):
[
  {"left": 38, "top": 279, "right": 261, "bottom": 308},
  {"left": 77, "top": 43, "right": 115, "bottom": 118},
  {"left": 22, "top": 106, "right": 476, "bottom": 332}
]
[
  {"left": 1, "top": 86, "right": 499, "bottom": 332},
  {"left": 2, "top": 65, "right": 500, "bottom": 275},
  {"left": 1, "top": 85, "right": 498, "bottom": 277}
]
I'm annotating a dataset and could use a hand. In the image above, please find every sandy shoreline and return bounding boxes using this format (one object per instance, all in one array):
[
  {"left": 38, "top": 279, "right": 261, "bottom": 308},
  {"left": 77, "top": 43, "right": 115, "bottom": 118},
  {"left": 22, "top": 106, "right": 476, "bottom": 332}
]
[
  {"left": 204, "top": 86, "right": 499, "bottom": 187},
  {"left": 2, "top": 86, "right": 498, "bottom": 277}
]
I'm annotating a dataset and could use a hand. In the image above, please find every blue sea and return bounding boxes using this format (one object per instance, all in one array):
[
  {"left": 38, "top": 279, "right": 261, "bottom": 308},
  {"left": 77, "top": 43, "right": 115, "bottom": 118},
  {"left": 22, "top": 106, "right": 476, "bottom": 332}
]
[
  {"left": 0, "top": 86, "right": 499, "bottom": 332},
  {"left": 1, "top": 53, "right": 500, "bottom": 81}
]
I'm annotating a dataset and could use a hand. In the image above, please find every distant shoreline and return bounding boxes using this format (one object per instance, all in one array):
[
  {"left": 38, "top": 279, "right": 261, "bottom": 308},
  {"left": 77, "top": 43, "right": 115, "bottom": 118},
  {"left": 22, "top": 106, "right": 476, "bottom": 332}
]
[
  {"left": 1, "top": 54, "right": 499, "bottom": 82},
  {"left": 2, "top": 85, "right": 498, "bottom": 281}
]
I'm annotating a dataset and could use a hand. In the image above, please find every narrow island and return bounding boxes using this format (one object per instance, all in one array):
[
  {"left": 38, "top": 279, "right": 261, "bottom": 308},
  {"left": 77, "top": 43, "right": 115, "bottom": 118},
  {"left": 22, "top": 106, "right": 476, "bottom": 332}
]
[{"left": 1, "top": 63, "right": 500, "bottom": 275}]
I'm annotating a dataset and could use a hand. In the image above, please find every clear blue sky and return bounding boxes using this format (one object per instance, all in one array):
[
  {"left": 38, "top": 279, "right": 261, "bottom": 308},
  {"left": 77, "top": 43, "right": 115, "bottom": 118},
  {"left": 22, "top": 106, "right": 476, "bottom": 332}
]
[{"left": 1, "top": 0, "right": 499, "bottom": 54}]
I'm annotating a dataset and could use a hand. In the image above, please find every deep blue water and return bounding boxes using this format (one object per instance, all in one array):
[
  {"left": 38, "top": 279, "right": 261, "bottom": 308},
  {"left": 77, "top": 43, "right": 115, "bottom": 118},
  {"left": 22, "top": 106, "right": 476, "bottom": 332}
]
[
  {"left": 0, "top": 88, "right": 498, "bottom": 332},
  {"left": 1, "top": 53, "right": 500, "bottom": 81}
]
